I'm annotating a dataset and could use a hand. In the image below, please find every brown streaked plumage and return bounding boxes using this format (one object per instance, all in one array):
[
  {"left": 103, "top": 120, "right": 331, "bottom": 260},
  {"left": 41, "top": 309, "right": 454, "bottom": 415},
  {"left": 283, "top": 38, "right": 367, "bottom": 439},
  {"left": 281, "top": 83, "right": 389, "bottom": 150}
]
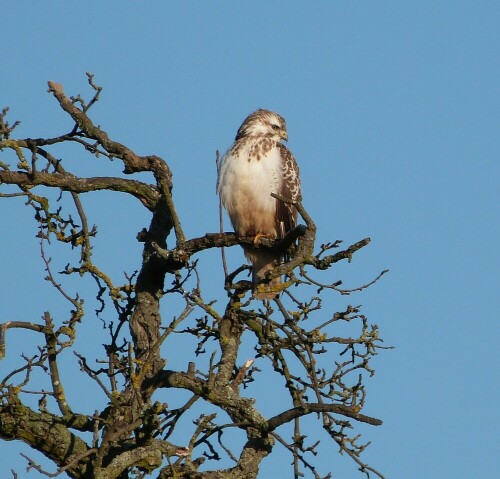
[{"left": 217, "top": 109, "right": 301, "bottom": 299}]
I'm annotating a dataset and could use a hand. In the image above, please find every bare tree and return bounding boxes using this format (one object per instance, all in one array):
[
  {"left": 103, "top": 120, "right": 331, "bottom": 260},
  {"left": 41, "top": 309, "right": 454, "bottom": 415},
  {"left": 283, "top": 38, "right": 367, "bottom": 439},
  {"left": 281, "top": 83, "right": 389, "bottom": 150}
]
[{"left": 0, "top": 75, "right": 388, "bottom": 479}]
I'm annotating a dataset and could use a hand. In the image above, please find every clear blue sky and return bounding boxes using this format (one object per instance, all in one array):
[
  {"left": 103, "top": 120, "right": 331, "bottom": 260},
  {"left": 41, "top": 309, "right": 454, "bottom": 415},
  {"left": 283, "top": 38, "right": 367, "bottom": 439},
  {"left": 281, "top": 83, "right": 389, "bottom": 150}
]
[{"left": 1, "top": 2, "right": 499, "bottom": 478}]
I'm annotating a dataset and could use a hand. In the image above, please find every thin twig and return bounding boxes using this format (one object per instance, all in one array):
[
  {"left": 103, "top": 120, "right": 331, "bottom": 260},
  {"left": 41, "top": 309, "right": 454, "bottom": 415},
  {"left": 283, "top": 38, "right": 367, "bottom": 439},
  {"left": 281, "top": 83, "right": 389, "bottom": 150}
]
[{"left": 216, "top": 150, "right": 229, "bottom": 278}]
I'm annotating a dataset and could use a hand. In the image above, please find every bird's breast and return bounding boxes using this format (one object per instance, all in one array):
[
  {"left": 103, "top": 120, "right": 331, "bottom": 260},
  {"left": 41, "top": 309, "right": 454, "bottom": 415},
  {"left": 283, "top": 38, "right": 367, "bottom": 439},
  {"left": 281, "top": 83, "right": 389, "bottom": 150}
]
[{"left": 218, "top": 143, "right": 282, "bottom": 237}]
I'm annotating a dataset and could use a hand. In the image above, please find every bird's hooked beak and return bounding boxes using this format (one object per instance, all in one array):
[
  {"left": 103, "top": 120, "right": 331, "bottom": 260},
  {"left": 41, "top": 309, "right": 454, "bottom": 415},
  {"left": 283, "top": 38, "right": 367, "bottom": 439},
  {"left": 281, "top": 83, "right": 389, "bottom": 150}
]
[{"left": 280, "top": 129, "right": 288, "bottom": 142}]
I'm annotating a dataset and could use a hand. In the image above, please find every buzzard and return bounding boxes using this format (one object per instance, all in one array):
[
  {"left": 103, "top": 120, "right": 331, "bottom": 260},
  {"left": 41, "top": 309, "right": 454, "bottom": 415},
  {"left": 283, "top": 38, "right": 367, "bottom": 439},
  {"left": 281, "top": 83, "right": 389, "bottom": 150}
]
[{"left": 217, "top": 109, "right": 301, "bottom": 299}]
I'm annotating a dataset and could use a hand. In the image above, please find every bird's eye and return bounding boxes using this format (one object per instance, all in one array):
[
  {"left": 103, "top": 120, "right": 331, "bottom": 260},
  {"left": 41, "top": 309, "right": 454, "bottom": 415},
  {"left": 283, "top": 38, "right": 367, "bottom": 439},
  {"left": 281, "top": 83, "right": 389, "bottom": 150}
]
[{"left": 271, "top": 124, "right": 280, "bottom": 130}]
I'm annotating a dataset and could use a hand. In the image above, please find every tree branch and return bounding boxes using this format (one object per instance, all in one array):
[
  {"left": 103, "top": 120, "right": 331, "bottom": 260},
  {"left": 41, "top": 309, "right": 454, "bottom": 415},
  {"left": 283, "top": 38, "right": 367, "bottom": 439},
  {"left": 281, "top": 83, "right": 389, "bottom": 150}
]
[
  {"left": 267, "top": 403, "right": 382, "bottom": 431},
  {"left": 0, "top": 395, "right": 91, "bottom": 479},
  {"left": 0, "top": 169, "right": 159, "bottom": 210},
  {"left": 47, "top": 81, "right": 165, "bottom": 175}
]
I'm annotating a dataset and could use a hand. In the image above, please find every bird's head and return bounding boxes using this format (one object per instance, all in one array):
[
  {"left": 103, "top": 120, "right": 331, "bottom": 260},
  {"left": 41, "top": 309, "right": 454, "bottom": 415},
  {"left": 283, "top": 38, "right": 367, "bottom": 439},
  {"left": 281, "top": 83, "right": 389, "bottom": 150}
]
[{"left": 235, "top": 109, "right": 288, "bottom": 142}]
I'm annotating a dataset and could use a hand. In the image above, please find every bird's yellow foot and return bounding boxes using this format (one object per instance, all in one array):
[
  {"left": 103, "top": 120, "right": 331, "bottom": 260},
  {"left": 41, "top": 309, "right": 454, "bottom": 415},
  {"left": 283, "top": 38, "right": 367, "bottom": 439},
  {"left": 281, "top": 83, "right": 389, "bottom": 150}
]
[{"left": 253, "top": 233, "right": 271, "bottom": 246}]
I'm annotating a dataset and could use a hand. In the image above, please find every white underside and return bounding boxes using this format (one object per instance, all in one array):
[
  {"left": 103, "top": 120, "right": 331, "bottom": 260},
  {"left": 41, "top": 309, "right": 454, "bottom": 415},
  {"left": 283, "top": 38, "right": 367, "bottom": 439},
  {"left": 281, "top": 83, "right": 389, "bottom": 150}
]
[{"left": 218, "top": 142, "right": 282, "bottom": 238}]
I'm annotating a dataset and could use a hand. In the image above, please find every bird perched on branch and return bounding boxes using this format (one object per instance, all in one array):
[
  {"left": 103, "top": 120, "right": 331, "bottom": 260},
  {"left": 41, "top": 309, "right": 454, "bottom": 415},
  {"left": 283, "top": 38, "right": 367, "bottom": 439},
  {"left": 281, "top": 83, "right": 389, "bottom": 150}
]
[{"left": 217, "top": 109, "right": 301, "bottom": 299}]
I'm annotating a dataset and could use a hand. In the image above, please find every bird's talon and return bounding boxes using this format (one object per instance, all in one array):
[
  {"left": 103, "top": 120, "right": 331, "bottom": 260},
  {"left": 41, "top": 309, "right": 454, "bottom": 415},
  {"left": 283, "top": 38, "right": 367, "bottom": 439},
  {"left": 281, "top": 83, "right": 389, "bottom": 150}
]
[{"left": 253, "top": 233, "right": 269, "bottom": 246}]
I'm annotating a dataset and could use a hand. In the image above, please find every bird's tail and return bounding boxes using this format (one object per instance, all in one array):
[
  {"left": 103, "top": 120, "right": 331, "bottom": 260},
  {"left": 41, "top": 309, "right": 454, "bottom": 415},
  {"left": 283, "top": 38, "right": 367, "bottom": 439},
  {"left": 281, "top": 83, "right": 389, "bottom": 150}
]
[{"left": 251, "top": 252, "right": 281, "bottom": 300}]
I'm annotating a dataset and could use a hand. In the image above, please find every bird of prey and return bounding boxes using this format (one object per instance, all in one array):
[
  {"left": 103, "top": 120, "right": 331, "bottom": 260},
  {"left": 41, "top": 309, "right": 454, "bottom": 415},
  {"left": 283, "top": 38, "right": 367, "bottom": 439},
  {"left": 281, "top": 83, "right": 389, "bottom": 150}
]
[{"left": 217, "top": 109, "right": 301, "bottom": 299}]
